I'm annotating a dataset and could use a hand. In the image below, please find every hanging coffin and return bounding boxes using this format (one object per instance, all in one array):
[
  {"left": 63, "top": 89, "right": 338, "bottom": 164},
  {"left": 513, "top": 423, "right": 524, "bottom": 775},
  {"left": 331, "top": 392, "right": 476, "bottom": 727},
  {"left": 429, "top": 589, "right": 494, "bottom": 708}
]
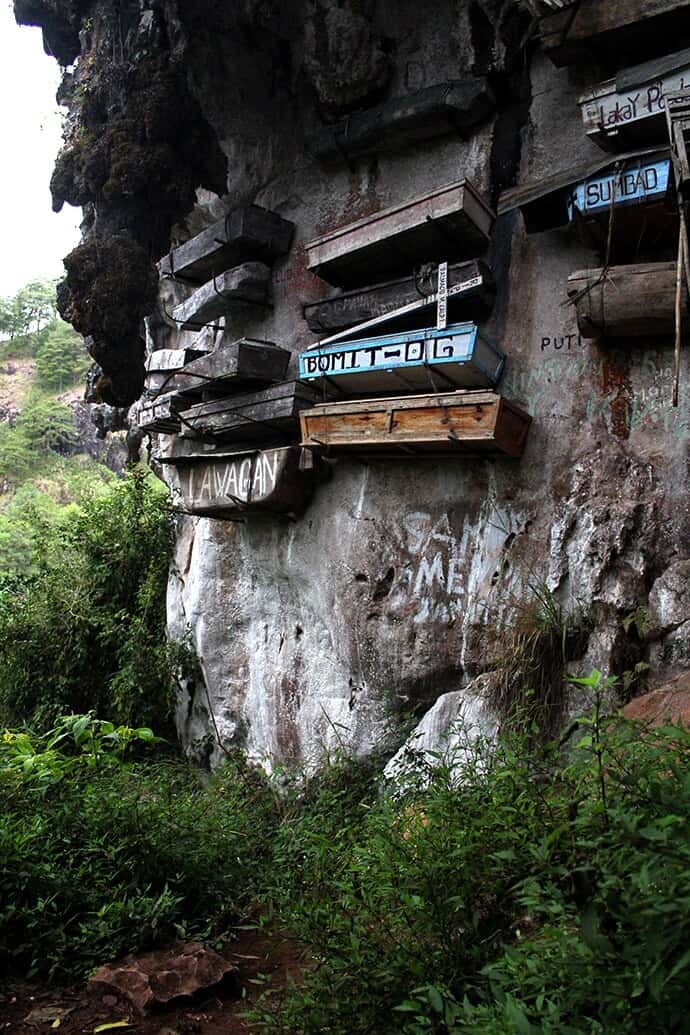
[
  {"left": 159, "top": 206, "right": 295, "bottom": 285},
  {"left": 299, "top": 323, "right": 504, "bottom": 393},
  {"left": 178, "top": 381, "right": 326, "bottom": 443},
  {"left": 167, "top": 446, "right": 316, "bottom": 519},
  {"left": 300, "top": 390, "right": 531, "bottom": 458},
  {"left": 171, "top": 263, "right": 271, "bottom": 330},
  {"left": 147, "top": 338, "right": 290, "bottom": 398},
  {"left": 540, "top": 0, "right": 690, "bottom": 68},
  {"left": 579, "top": 49, "right": 690, "bottom": 151},
  {"left": 568, "top": 261, "right": 690, "bottom": 339},
  {"left": 137, "top": 393, "right": 187, "bottom": 434},
  {"left": 306, "top": 179, "right": 495, "bottom": 288},
  {"left": 302, "top": 260, "right": 494, "bottom": 336}
]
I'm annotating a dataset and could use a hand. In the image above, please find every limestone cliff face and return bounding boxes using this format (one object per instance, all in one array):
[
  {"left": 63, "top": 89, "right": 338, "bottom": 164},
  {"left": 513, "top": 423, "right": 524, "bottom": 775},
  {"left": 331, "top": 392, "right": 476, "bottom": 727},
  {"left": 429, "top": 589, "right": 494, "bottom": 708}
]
[{"left": 18, "top": 0, "right": 690, "bottom": 769}]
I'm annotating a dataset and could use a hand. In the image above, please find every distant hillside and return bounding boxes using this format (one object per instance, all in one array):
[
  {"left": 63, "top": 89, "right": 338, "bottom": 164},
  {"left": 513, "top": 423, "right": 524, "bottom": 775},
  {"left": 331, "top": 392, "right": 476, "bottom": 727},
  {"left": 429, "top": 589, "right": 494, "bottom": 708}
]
[{"left": 0, "top": 280, "right": 128, "bottom": 574}]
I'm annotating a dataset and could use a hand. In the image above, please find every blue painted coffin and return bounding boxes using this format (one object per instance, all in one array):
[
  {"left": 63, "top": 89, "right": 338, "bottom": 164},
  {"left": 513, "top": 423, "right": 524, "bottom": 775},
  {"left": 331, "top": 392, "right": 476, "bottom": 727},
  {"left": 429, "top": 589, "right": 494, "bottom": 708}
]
[
  {"left": 568, "top": 157, "right": 670, "bottom": 219},
  {"left": 299, "top": 322, "right": 504, "bottom": 392}
]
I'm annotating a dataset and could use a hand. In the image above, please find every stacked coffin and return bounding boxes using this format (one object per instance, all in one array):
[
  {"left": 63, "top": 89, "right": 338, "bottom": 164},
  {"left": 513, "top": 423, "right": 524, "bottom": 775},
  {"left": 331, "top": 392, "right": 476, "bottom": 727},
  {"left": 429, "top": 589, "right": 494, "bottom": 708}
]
[{"left": 297, "top": 179, "right": 531, "bottom": 458}]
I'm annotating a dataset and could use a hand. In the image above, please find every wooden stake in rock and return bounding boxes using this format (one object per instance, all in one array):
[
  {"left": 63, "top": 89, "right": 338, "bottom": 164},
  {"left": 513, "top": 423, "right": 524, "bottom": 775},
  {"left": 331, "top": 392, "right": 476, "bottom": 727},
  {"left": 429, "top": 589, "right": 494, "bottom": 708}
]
[{"left": 665, "top": 88, "right": 690, "bottom": 407}]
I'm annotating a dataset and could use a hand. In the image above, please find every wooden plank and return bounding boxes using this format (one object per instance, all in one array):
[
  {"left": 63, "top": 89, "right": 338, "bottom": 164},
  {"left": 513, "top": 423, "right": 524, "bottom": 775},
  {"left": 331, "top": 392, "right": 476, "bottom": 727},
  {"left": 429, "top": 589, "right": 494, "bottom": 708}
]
[
  {"left": 148, "top": 338, "right": 291, "bottom": 398},
  {"left": 159, "top": 206, "right": 295, "bottom": 285},
  {"left": 581, "top": 54, "right": 690, "bottom": 150},
  {"left": 306, "top": 179, "right": 495, "bottom": 288},
  {"left": 303, "top": 260, "right": 494, "bottom": 334},
  {"left": 299, "top": 322, "right": 505, "bottom": 392},
  {"left": 171, "top": 263, "right": 271, "bottom": 330},
  {"left": 541, "top": 0, "right": 690, "bottom": 67},
  {"left": 172, "top": 446, "right": 315, "bottom": 518},
  {"left": 307, "top": 79, "right": 495, "bottom": 161},
  {"left": 300, "top": 390, "right": 531, "bottom": 458},
  {"left": 179, "top": 381, "right": 327, "bottom": 443},
  {"left": 568, "top": 261, "right": 690, "bottom": 338}
]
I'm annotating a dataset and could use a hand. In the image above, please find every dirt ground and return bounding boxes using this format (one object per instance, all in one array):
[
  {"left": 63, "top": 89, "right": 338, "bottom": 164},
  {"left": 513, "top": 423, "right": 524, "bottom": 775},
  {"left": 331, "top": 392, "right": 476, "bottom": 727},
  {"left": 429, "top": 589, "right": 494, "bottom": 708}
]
[{"left": 0, "top": 929, "right": 306, "bottom": 1035}]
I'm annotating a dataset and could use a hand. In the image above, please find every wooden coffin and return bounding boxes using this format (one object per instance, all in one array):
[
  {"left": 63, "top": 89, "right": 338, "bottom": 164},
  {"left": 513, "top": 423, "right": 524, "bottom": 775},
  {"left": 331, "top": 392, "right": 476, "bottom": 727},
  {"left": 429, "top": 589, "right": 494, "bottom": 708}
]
[
  {"left": 147, "top": 338, "right": 291, "bottom": 398},
  {"left": 540, "top": 0, "right": 690, "bottom": 68},
  {"left": 299, "top": 323, "right": 504, "bottom": 393},
  {"left": 303, "top": 260, "right": 494, "bottom": 336},
  {"left": 146, "top": 347, "right": 210, "bottom": 373},
  {"left": 137, "top": 393, "right": 186, "bottom": 434},
  {"left": 568, "top": 156, "right": 671, "bottom": 219},
  {"left": 179, "top": 381, "right": 325, "bottom": 443},
  {"left": 307, "top": 79, "right": 494, "bottom": 162},
  {"left": 580, "top": 50, "right": 690, "bottom": 151},
  {"left": 171, "top": 263, "right": 271, "bottom": 330},
  {"left": 159, "top": 206, "right": 294, "bottom": 285},
  {"left": 168, "top": 446, "right": 314, "bottom": 518},
  {"left": 306, "top": 180, "right": 495, "bottom": 288},
  {"left": 300, "top": 391, "right": 530, "bottom": 458},
  {"left": 568, "top": 262, "right": 690, "bottom": 339}
]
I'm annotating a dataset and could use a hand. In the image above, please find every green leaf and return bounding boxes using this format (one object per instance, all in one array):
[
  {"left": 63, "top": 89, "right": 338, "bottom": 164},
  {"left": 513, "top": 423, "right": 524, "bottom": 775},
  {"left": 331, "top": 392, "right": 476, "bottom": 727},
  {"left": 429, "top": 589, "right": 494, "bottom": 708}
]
[{"left": 427, "top": 986, "right": 444, "bottom": 1015}]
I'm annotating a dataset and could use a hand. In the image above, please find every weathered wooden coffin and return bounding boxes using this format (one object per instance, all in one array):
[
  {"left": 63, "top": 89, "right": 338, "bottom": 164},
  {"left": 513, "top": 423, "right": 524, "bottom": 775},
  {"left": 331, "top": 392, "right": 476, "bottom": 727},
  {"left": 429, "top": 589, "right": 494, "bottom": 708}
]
[
  {"left": 147, "top": 338, "right": 291, "bottom": 398},
  {"left": 159, "top": 206, "right": 294, "bottom": 285},
  {"left": 299, "top": 323, "right": 504, "bottom": 393},
  {"left": 307, "top": 79, "right": 495, "bottom": 161},
  {"left": 306, "top": 180, "right": 495, "bottom": 288},
  {"left": 568, "top": 157, "right": 671, "bottom": 219},
  {"left": 568, "top": 262, "right": 690, "bottom": 339},
  {"left": 179, "top": 381, "right": 326, "bottom": 443},
  {"left": 137, "top": 393, "right": 186, "bottom": 434},
  {"left": 168, "top": 447, "right": 314, "bottom": 518},
  {"left": 540, "top": 0, "right": 690, "bottom": 68},
  {"left": 580, "top": 50, "right": 690, "bottom": 151},
  {"left": 146, "top": 347, "right": 210, "bottom": 373},
  {"left": 303, "top": 260, "right": 494, "bottom": 336},
  {"left": 300, "top": 391, "right": 531, "bottom": 458},
  {"left": 171, "top": 263, "right": 271, "bottom": 330}
]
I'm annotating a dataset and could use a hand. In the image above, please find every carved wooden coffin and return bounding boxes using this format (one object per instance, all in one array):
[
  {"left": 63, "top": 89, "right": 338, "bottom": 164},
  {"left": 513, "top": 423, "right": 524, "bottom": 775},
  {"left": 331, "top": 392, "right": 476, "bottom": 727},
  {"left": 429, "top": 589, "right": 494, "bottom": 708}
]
[
  {"left": 179, "top": 381, "right": 325, "bottom": 443},
  {"left": 146, "top": 338, "right": 290, "bottom": 398},
  {"left": 159, "top": 206, "right": 294, "bottom": 285},
  {"left": 580, "top": 50, "right": 690, "bottom": 151},
  {"left": 171, "top": 263, "right": 271, "bottom": 330},
  {"left": 168, "top": 446, "right": 314, "bottom": 518},
  {"left": 568, "top": 262, "right": 689, "bottom": 339},
  {"left": 540, "top": 0, "right": 690, "bottom": 68},
  {"left": 307, "top": 79, "right": 495, "bottom": 161},
  {"left": 137, "top": 393, "right": 186, "bottom": 434},
  {"left": 299, "top": 323, "right": 504, "bottom": 393},
  {"left": 303, "top": 260, "right": 494, "bottom": 335},
  {"left": 306, "top": 180, "right": 495, "bottom": 288},
  {"left": 300, "top": 391, "right": 531, "bottom": 458}
]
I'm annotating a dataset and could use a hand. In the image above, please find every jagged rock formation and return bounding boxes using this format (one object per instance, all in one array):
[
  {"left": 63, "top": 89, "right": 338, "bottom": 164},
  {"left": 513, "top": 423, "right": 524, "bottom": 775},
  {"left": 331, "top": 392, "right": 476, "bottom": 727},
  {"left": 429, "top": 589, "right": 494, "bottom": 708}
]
[{"left": 18, "top": 0, "right": 690, "bottom": 769}]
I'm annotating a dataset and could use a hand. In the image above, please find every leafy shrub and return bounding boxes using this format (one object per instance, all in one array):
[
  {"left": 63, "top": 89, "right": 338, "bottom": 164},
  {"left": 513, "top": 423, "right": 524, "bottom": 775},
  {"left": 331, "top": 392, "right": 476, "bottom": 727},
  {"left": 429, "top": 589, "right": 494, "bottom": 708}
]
[
  {"left": 0, "top": 719, "right": 278, "bottom": 980},
  {"left": 16, "top": 390, "right": 78, "bottom": 453},
  {"left": 35, "top": 319, "right": 89, "bottom": 391},
  {"left": 0, "top": 470, "right": 176, "bottom": 731},
  {"left": 253, "top": 673, "right": 690, "bottom": 1035}
]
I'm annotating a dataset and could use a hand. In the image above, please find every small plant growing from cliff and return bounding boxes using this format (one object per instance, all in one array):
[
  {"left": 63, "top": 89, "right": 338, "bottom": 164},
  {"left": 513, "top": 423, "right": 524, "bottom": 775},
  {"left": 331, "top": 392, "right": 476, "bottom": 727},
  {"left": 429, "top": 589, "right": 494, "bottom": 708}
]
[{"left": 489, "top": 581, "right": 590, "bottom": 739}]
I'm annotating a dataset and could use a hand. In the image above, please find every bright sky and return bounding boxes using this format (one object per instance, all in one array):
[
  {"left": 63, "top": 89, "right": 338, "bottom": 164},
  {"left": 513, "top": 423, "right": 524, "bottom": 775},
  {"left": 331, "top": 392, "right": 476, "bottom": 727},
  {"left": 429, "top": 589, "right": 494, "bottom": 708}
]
[{"left": 0, "top": 0, "right": 81, "bottom": 297}]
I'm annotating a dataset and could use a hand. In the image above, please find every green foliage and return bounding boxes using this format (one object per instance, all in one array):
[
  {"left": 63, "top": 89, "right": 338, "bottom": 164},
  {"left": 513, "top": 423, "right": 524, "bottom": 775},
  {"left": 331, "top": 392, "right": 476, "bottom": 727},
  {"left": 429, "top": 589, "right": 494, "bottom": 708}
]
[
  {"left": 0, "top": 280, "right": 59, "bottom": 355},
  {"left": 17, "top": 389, "right": 78, "bottom": 453},
  {"left": 0, "top": 725, "right": 278, "bottom": 980},
  {"left": 251, "top": 672, "right": 690, "bottom": 1035},
  {"left": 0, "top": 471, "right": 177, "bottom": 731},
  {"left": 35, "top": 319, "right": 89, "bottom": 391}
]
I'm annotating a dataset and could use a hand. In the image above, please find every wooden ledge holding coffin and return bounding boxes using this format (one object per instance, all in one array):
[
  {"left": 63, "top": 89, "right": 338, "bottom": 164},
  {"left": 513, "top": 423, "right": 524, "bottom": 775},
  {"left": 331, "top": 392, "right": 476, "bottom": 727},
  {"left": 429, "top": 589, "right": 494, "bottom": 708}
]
[
  {"left": 568, "top": 262, "right": 690, "bottom": 339},
  {"left": 179, "top": 381, "right": 327, "bottom": 444},
  {"left": 300, "top": 391, "right": 531, "bottom": 458},
  {"left": 299, "top": 323, "right": 505, "bottom": 393},
  {"left": 171, "top": 263, "right": 271, "bottom": 330},
  {"left": 580, "top": 49, "right": 690, "bottom": 152},
  {"left": 169, "top": 446, "right": 316, "bottom": 519},
  {"left": 540, "top": 0, "right": 690, "bottom": 68},
  {"left": 146, "top": 338, "right": 291, "bottom": 399},
  {"left": 306, "top": 180, "right": 495, "bottom": 289},
  {"left": 303, "top": 260, "right": 494, "bottom": 335},
  {"left": 307, "top": 79, "right": 495, "bottom": 162},
  {"left": 159, "top": 206, "right": 294, "bottom": 285}
]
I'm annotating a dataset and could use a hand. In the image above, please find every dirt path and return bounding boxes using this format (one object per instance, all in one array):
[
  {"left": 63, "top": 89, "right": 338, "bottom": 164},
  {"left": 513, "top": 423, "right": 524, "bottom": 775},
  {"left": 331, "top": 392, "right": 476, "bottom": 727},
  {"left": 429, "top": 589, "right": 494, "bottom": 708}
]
[{"left": 1, "top": 930, "right": 305, "bottom": 1035}]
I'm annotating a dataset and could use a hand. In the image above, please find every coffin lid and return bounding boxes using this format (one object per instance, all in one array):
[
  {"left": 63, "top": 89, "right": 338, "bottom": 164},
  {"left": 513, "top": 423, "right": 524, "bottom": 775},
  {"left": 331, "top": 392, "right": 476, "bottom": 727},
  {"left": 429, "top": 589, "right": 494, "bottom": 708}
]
[{"left": 498, "top": 146, "right": 670, "bottom": 232}]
